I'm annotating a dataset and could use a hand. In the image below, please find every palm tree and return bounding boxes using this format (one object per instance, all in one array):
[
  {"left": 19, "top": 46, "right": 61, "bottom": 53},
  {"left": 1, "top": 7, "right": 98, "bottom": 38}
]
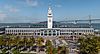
[
  {"left": 30, "top": 37, "right": 35, "bottom": 44},
  {"left": 12, "top": 48, "right": 20, "bottom": 54},
  {"left": 5, "top": 36, "right": 11, "bottom": 50},
  {"left": 60, "top": 45, "right": 69, "bottom": 54},
  {"left": 18, "top": 38, "right": 24, "bottom": 46},
  {"left": 26, "top": 38, "right": 33, "bottom": 46},
  {"left": 2, "top": 48, "right": 7, "bottom": 54},
  {"left": 36, "top": 37, "right": 44, "bottom": 53},
  {"left": 52, "top": 48, "right": 57, "bottom": 54},
  {"left": 46, "top": 39, "right": 53, "bottom": 54},
  {"left": 78, "top": 34, "right": 100, "bottom": 54},
  {"left": 15, "top": 36, "right": 21, "bottom": 46},
  {"left": 45, "top": 40, "right": 52, "bottom": 46},
  {"left": 46, "top": 46, "right": 53, "bottom": 54},
  {"left": 23, "top": 36, "right": 28, "bottom": 46},
  {"left": 0, "top": 36, "right": 3, "bottom": 48},
  {"left": 93, "top": 36, "right": 100, "bottom": 54}
]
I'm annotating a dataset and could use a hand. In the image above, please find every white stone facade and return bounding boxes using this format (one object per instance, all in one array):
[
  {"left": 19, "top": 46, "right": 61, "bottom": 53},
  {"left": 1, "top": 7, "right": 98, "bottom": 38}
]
[{"left": 5, "top": 28, "right": 94, "bottom": 36}]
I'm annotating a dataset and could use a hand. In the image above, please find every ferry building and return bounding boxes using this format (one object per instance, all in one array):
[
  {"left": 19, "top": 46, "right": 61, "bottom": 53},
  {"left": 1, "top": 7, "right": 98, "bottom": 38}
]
[{"left": 5, "top": 6, "right": 94, "bottom": 40}]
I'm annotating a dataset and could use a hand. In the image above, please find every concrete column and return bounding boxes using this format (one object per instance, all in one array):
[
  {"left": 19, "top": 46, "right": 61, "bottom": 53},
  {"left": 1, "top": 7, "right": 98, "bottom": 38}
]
[
  {"left": 47, "top": 30, "right": 49, "bottom": 36},
  {"left": 56, "top": 30, "right": 57, "bottom": 36},
  {"left": 43, "top": 31, "right": 44, "bottom": 36},
  {"left": 59, "top": 30, "right": 60, "bottom": 36},
  {"left": 73, "top": 32, "right": 75, "bottom": 41},
  {"left": 40, "top": 31, "right": 41, "bottom": 36},
  {"left": 51, "top": 30, "right": 53, "bottom": 36},
  {"left": 36, "top": 32, "right": 37, "bottom": 36}
]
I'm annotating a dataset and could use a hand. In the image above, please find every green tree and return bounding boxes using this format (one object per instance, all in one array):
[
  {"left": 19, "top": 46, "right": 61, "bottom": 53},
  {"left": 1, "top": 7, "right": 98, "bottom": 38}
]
[
  {"left": 57, "top": 45, "right": 69, "bottom": 54},
  {"left": 0, "top": 36, "right": 4, "bottom": 46},
  {"left": 2, "top": 48, "right": 6, "bottom": 54},
  {"left": 46, "top": 40, "right": 54, "bottom": 54},
  {"left": 78, "top": 35, "right": 100, "bottom": 54},
  {"left": 36, "top": 37, "right": 44, "bottom": 53},
  {"left": 12, "top": 48, "right": 20, "bottom": 54}
]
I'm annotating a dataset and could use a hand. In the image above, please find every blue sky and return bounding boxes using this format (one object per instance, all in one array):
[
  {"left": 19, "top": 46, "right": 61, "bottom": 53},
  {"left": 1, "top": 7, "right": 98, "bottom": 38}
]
[{"left": 0, "top": 0, "right": 100, "bottom": 23}]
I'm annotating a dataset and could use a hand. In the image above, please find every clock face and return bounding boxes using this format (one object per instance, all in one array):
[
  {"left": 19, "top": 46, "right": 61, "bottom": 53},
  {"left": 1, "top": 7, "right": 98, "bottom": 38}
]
[{"left": 49, "top": 19, "right": 51, "bottom": 22}]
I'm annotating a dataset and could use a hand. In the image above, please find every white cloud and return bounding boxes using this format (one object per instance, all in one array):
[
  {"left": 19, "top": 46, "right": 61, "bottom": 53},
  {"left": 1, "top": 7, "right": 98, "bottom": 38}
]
[{"left": 26, "top": 0, "right": 38, "bottom": 7}]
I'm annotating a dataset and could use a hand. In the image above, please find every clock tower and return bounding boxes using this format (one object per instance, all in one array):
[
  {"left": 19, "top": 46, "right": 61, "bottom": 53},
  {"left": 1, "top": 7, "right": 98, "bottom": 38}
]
[{"left": 47, "top": 6, "right": 53, "bottom": 28}]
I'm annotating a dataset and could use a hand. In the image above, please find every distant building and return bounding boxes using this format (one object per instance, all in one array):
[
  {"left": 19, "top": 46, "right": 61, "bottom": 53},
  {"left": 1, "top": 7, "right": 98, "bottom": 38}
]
[{"left": 5, "top": 6, "right": 94, "bottom": 40}]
